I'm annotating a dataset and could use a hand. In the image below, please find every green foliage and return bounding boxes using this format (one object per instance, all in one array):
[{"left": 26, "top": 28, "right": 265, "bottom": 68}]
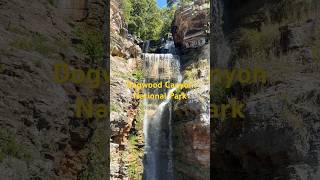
[
  {"left": 121, "top": 0, "right": 132, "bottom": 23},
  {"left": 184, "top": 68, "right": 198, "bottom": 80},
  {"left": 48, "top": 0, "right": 55, "bottom": 6},
  {"left": 311, "top": 25, "right": 320, "bottom": 61},
  {"left": 10, "top": 34, "right": 54, "bottom": 56},
  {"left": 54, "top": 38, "right": 70, "bottom": 51},
  {"left": 0, "top": 130, "right": 32, "bottom": 162},
  {"left": 111, "top": 104, "right": 120, "bottom": 112},
  {"left": 33, "top": 34, "right": 53, "bottom": 55},
  {"left": 167, "top": 0, "right": 174, "bottom": 7},
  {"left": 126, "top": 102, "right": 145, "bottom": 180},
  {"left": 127, "top": 134, "right": 143, "bottom": 179},
  {"left": 73, "top": 24, "right": 104, "bottom": 62},
  {"left": 128, "top": 134, "right": 138, "bottom": 145},
  {"left": 79, "top": 128, "right": 107, "bottom": 180},
  {"left": 237, "top": 23, "right": 279, "bottom": 58},
  {"left": 133, "top": 70, "right": 144, "bottom": 81},
  {"left": 121, "top": 0, "right": 176, "bottom": 41},
  {"left": 136, "top": 102, "right": 145, "bottom": 131},
  {"left": 211, "top": 84, "right": 228, "bottom": 104},
  {"left": 10, "top": 39, "right": 33, "bottom": 51},
  {"left": 168, "top": 0, "right": 193, "bottom": 7},
  {"left": 6, "top": 24, "right": 25, "bottom": 35},
  {"left": 160, "top": 6, "right": 176, "bottom": 38},
  {"left": 178, "top": 0, "right": 194, "bottom": 6},
  {"left": 174, "top": 87, "right": 183, "bottom": 95}
]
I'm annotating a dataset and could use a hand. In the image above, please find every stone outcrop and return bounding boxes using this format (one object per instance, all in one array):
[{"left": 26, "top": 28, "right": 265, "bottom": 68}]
[
  {"left": 57, "top": 0, "right": 104, "bottom": 27},
  {"left": 172, "top": 0, "right": 210, "bottom": 49},
  {"left": 110, "top": 56, "right": 141, "bottom": 179},
  {"left": 280, "top": 19, "right": 318, "bottom": 52},
  {"left": 110, "top": 56, "right": 140, "bottom": 146},
  {"left": 0, "top": 0, "right": 107, "bottom": 179},
  {"left": 173, "top": 59, "right": 210, "bottom": 179},
  {"left": 110, "top": 0, "right": 141, "bottom": 59},
  {"left": 111, "top": 34, "right": 142, "bottom": 59},
  {"left": 110, "top": 0, "right": 125, "bottom": 35},
  {"left": 109, "top": 0, "right": 144, "bottom": 179},
  {"left": 172, "top": 1, "right": 210, "bottom": 178},
  {"left": 280, "top": 19, "right": 319, "bottom": 62},
  {"left": 57, "top": 0, "right": 88, "bottom": 21}
]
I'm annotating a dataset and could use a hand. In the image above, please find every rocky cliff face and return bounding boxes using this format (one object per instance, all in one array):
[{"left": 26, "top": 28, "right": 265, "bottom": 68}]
[
  {"left": 0, "top": 0, "right": 106, "bottom": 179},
  {"left": 172, "top": 0, "right": 210, "bottom": 51},
  {"left": 172, "top": 1, "right": 210, "bottom": 179},
  {"left": 172, "top": 58, "right": 210, "bottom": 179},
  {"left": 57, "top": 0, "right": 104, "bottom": 27},
  {"left": 211, "top": 0, "right": 320, "bottom": 179},
  {"left": 109, "top": 0, "right": 144, "bottom": 179}
]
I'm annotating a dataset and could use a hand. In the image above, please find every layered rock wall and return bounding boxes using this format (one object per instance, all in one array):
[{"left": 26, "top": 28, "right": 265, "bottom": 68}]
[
  {"left": 109, "top": 0, "right": 144, "bottom": 179},
  {"left": 211, "top": 0, "right": 320, "bottom": 179},
  {"left": 0, "top": 0, "right": 107, "bottom": 179},
  {"left": 57, "top": 0, "right": 104, "bottom": 27},
  {"left": 172, "top": 1, "right": 210, "bottom": 179}
]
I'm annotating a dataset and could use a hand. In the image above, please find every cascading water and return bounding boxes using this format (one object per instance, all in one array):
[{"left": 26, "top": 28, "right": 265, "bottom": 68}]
[{"left": 142, "top": 41, "right": 181, "bottom": 180}]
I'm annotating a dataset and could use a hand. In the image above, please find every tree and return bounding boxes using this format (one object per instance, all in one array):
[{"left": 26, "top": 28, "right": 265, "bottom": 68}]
[
  {"left": 167, "top": 0, "right": 175, "bottom": 7},
  {"left": 160, "top": 6, "right": 176, "bottom": 38},
  {"left": 121, "top": 0, "right": 176, "bottom": 40},
  {"left": 168, "top": 0, "right": 193, "bottom": 7},
  {"left": 121, "top": 0, "right": 132, "bottom": 23}
]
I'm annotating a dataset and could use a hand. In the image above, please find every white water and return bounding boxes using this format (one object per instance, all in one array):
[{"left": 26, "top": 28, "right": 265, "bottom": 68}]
[{"left": 142, "top": 42, "right": 181, "bottom": 180}]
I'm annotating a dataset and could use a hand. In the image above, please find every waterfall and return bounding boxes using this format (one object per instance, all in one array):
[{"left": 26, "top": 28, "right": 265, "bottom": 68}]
[
  {"left": 143, "top": 40, "right": 150, "bottom": 53},
  {"left": 142, "top": 41, "right": 181, "bottom": 180}
]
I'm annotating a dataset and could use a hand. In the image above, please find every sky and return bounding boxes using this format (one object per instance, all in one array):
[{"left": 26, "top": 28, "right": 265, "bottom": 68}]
[{"left": 157, "top": 0, "right": 167, "bottom": 8}]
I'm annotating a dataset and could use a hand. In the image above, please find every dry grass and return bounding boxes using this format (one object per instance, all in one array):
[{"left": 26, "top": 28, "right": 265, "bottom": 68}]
[
  {"left": 236, "top": 4, "right": 320, "bottom": 84},
  {"left": 237, "top": 23, "right": 280, "bottom": 58},
  {"left": 238, "top": 51, "right": 320, "bottom": 84}
]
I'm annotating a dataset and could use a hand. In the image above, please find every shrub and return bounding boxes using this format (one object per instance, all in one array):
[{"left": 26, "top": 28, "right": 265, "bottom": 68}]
[
  {"left": 10, "top": 39, "right": 33, "bottom": 51},
  {"left": 127, "top": 134, "right": 143, "bottom": 179},
  {"left": 136, "top": 102, "right": 145, "bottom": 131},
  {"left": 73, "top": 24, "right": 104, "bottom": 63},
  {"left": 33, "top": 34, "right": 53, "bottom": 55},
  {"left": 237, "top": 23, "right": 280, "bottom": 58},
  {"left": 79, "top": 128, "right": 107, "bottom": 179},
  {"left": 211, "top": 83, "right": 228, "bottom": 104},
  {"left": 111, "top": 104, "right": 120, "bottom": 112},
  {"left": 10, "top": 34, "right": 54, "bottom": 56},
  {"left": 48, "top": 0, "right": 55, "bottom": 6},
  {"left": 133, "top": 70, "right": 144, "bottom": 81},
  {"left": 0, "top": 130, "right": 32, "bottom": 162}
]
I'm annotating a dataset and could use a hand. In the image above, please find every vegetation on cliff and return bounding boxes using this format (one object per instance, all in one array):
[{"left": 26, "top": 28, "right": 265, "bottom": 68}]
[
  {"left": 121, "top": 0, "right": 176, "bottom": 40},
  {"left": 233, "top": 0, "right": 320, "bottom": 80},
  {"left": 73, "top": 24, "right": 104, "bottom": 63},
  {"left": 167, "top": 0, "right": 193, "bottom": 7},
  {"left": 212, "top": 0, "right": 320, "bottom": 179}
]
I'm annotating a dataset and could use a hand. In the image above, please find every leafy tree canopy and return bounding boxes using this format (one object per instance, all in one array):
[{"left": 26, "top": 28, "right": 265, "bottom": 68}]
[{"left": 121, "top": 0, "right": 176, "bottom": 41}]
